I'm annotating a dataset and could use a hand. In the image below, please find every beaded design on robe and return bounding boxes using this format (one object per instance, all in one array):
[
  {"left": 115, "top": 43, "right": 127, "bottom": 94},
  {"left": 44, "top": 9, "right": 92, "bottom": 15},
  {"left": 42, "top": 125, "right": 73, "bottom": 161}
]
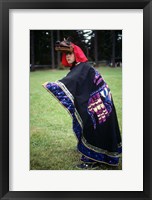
[
  {"left": 94, "top": 69, "right": 104, "bottom": 86},
  {"left": 88, "top": 76, "right": 112, "bottom": 129}
]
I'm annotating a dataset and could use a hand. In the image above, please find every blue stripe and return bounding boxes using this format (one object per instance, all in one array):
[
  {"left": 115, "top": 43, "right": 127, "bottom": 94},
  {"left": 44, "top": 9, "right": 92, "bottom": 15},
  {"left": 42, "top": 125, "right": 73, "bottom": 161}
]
[{"left": 78, "top": 142, "right": 120, "bottom": 166}]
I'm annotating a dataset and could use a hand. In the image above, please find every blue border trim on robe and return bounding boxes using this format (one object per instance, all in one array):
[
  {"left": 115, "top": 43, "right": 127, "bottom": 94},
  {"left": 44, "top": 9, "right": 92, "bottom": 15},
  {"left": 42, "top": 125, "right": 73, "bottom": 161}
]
[
  {"left": 43, "top": 81, "right": 82, "bottom": 141},
  {"left": 43, "top": 81, "right": 121, "bottom": 166},
  {"left": 77, "top": 141, "right": 120, "bottom": 166}
]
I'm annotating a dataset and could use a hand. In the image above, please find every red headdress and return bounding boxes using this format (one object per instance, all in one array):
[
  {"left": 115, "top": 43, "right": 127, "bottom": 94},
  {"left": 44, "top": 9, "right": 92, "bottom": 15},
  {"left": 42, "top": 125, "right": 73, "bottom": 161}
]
[
  {"left": 61, "top": 43, "right": 88, "bottom": 67},
  {"left": 55, "top": 39, "right": 88, "bottom": 67}
]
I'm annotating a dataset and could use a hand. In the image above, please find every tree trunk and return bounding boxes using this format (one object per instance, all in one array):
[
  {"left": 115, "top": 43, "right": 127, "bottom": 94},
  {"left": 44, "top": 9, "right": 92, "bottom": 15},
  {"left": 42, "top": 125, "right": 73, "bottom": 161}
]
[
  {"left": 51, "top": 30, "right": 55, "bottom": 69},
  {"left": 112, "top": 30, "right": 116, "bottom": 67},
  {"left": 30, "top": 30, "right": 35, "bottom": 71},
  {"left": 94, "top": 30, "right": 98, "bottom": 67},
  {"left": 57, "top": 30, "right": 61, "bottom": 68}
]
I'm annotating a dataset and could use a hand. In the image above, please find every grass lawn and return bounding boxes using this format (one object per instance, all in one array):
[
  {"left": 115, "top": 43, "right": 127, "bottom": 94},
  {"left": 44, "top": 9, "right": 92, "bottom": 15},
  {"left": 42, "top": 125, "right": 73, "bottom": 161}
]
[{"left": 30, "top": 66, "right": 122, "bottom": 170}]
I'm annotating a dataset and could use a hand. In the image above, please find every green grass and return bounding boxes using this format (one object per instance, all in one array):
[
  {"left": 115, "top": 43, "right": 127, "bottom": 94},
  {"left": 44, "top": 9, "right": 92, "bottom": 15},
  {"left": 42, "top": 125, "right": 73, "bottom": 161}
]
[{"left": 30, "top": 66, "right": 122, "bottom": 170}]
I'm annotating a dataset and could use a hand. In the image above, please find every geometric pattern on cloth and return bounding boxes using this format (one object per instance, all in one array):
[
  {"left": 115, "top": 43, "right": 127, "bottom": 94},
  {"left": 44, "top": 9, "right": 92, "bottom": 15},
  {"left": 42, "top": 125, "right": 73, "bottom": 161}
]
[{"left": 88, "top": 83, "right": 112, "bottom": 129}]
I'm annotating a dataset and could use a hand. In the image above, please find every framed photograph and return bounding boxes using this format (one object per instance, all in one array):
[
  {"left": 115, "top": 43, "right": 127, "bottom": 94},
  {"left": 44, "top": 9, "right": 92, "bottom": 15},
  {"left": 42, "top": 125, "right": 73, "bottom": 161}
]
[{"left": 0, "top": 0, "right": 151, "bottom": 199}]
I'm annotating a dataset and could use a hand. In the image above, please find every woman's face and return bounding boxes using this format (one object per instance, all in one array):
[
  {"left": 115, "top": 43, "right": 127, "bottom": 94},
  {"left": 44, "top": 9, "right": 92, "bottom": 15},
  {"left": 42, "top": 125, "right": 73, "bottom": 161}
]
[{"left": 65, "top": 52, "right": 75, "bottom": 64}]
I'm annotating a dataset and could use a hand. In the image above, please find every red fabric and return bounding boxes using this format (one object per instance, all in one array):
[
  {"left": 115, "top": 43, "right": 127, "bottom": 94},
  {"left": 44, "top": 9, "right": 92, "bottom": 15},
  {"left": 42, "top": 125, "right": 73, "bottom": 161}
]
[{"left": 61, "top": 43, "right": 88, "bottom": 67}]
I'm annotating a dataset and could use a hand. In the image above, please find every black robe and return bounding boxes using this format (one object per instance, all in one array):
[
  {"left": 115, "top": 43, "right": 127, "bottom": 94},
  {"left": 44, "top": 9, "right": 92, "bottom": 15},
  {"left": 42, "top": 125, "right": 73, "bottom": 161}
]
[{"left": 43, "top": 62, "right": 122, "bottom": 166}]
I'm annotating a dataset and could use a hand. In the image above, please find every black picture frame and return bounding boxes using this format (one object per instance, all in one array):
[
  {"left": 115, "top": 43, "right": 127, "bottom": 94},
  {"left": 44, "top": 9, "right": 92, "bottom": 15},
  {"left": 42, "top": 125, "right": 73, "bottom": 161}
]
[{"left": 0, "top": 0, "right": 152, "bottom": 199}]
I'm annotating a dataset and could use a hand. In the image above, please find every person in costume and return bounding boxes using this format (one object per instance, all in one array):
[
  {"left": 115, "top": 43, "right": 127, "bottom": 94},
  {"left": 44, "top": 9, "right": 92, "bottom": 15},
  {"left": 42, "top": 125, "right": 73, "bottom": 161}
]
[{"left": 42, "top": 39, "right": 122, "bottom": 169}]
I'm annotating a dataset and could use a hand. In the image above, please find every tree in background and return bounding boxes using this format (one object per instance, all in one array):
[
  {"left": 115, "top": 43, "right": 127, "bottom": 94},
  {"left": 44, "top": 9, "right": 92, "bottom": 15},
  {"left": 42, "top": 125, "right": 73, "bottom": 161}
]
[{"left": 30, "top": 30, "right": 122, "bottom": 69}]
